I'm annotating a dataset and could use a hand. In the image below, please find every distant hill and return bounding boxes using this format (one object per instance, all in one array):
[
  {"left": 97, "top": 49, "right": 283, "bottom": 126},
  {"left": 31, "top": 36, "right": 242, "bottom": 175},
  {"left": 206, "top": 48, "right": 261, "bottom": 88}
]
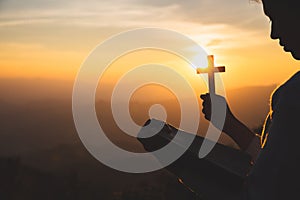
[{"left": 0, "top": 78, "right": 72, "bottom": 103}]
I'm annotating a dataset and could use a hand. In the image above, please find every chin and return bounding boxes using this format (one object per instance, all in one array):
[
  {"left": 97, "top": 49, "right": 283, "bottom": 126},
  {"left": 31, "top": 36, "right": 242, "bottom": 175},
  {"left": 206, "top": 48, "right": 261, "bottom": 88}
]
[{"left": 291, "top": 51, "right": 300, "bottom": 60}]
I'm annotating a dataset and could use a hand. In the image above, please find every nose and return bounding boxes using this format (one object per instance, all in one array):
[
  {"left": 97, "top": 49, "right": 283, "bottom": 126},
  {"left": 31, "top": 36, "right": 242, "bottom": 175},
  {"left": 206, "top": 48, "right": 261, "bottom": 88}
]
[{"left": 270, "top": 21, "right": 280, "bottom": 40}]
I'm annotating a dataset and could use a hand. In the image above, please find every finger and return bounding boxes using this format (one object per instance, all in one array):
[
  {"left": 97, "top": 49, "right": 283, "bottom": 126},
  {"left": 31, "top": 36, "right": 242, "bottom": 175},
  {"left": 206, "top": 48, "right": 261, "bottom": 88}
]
[
  {"left": 203, "top": 107, "right": 210, "bottom": 114},
  {"left": 202, "top": 110, "right": 210, "bottom": 118},
  {"left": 200, "top": 93, "right": 209, "bottom": 99},
  {"left": 204, "top": 114, "right": 211, "bottom": 120},
  {"left": 202, "top": 99, "right": 211, "bottom": 106},
  {"left": 202, "top": 109, "right": 211, "bottom": 120}
]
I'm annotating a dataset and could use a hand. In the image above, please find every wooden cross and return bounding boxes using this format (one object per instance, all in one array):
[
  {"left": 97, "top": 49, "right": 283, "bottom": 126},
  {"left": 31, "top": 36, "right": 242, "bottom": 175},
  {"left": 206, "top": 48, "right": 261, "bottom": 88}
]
[{"left": 197, "top": 55, "right": 225, "bottom": 94}]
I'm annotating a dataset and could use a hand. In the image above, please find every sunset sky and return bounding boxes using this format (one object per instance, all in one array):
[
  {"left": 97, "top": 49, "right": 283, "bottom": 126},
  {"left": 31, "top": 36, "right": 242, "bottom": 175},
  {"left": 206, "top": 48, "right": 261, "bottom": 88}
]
[{"left": 1, "top": 0, "right": 299, "bottom": 90}]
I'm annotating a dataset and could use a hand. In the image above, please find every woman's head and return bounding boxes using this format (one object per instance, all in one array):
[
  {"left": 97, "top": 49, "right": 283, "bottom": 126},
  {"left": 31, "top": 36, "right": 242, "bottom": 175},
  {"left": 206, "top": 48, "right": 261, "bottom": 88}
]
[{"left": 262, "top": 0, "right": 300, "bottom": 60}]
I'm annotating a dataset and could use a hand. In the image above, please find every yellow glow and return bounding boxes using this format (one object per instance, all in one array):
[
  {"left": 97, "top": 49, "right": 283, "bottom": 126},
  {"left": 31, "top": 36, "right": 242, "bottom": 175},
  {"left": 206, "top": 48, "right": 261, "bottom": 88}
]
[
  {"left": 97, "top": 49, "right": 207, "bottom": 91},
  {"left": 0, "top": 3, "right": 299, "bottom": 90}
]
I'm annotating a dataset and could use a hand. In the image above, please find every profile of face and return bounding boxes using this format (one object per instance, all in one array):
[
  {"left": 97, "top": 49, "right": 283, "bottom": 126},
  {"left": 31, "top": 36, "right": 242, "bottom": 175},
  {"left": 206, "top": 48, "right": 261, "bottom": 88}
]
[{"left": 262, "top": 0, "right": 300, "bottom": 60}]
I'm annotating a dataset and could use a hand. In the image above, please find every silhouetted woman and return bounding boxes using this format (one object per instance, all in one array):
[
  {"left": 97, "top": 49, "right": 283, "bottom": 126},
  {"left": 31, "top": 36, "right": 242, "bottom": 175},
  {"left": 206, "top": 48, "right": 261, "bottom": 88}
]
[{"left": 201, "top": 0, "right": 300, "bottom": 199}]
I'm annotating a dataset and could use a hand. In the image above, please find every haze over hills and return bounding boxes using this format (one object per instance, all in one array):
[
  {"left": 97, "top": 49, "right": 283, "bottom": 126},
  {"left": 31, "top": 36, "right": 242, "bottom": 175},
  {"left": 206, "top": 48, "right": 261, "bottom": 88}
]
[
  {"left": 0, "top": 78, "right": 276, "bottom": 122},
  {"left": 0, "top": 77, "right": 276, "bottom": 131},
  {"left": 0, "top": 78, "right": 276, "bottom": 153},
  {"left": 0, "top": 78, "right": 277, "bottom": 199}
]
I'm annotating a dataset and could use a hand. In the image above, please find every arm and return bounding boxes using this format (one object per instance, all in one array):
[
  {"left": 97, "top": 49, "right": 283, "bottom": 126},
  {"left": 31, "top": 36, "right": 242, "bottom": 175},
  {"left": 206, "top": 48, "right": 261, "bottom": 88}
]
[
  {"left": 223, "top": 115, "right": 261, "bottom": 160},
  {"left": 223, "top": 115, "right": 257, "bottom": 151}
]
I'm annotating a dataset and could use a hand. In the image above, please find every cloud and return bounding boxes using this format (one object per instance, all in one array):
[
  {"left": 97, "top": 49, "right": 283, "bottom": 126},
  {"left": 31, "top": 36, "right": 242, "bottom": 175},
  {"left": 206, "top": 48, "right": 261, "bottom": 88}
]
[
  {"left": 136, "top": 0, "right": 267, "bottom": 30},
  {"left": 0, "top": 0, "right": 271, "bottom": 54},
  {"left": 0, "top": 0, "right": 267, "bottom": 30}
]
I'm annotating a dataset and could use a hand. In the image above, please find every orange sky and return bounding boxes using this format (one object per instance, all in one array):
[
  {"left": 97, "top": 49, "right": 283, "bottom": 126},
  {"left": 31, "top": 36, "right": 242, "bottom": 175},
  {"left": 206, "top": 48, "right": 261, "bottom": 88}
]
[{"left": 0, "top": 0, "right": 299, "bottom": 90}]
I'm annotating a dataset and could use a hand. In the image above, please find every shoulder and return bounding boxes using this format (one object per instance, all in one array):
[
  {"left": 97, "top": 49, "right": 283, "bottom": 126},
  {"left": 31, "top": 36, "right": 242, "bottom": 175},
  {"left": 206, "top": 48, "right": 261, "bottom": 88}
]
[
  {"left": 271, "top": 71, "right": 300, "bottom": 112},
  {"left": 267, "top": 71, "right": 300, "bottom": 148},
  {"left": 282, "top": 71, "right": 300, "bottom": 96},
  {"left": 265, "top": 72, "right": 300, "bottom": 155}
]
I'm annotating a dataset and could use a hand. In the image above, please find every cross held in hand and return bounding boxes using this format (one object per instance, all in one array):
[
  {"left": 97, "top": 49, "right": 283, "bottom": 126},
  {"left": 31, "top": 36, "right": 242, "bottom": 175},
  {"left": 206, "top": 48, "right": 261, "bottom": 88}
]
[{"left": 197, "top": 55, "right": 225, "bottom": 94}]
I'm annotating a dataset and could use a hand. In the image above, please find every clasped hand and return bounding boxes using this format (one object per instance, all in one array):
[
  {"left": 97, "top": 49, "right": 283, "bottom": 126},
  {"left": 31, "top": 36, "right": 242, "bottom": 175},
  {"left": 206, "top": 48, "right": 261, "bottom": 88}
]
[{"left": 200, "top": 93, "right": 235, "bottom": 132}]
